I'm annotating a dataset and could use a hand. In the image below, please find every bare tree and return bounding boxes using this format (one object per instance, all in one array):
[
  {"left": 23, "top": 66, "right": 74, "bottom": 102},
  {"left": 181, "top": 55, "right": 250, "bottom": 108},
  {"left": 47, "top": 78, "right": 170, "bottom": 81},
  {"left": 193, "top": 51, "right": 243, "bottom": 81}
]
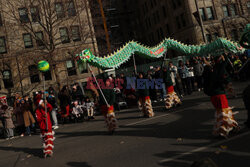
[{"left": 0, "top": 0, "right": 96, "bottom": 95}]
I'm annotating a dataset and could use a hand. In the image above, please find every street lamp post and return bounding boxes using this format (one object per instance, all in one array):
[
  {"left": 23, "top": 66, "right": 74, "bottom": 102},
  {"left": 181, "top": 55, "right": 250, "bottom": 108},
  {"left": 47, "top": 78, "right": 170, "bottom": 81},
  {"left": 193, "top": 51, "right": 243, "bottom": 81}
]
[{"left": 97, "top": 0, "right": 112, "bottom": 54}]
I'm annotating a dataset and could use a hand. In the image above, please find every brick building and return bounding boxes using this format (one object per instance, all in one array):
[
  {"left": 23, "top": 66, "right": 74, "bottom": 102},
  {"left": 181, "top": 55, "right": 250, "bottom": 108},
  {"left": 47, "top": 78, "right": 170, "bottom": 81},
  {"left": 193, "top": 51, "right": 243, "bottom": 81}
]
[
  {"left": 133, "top": 0, "right": 249, "bottom": 57},
  {"left": 0, "top": 0, "right": 99, "bottom": 96}
]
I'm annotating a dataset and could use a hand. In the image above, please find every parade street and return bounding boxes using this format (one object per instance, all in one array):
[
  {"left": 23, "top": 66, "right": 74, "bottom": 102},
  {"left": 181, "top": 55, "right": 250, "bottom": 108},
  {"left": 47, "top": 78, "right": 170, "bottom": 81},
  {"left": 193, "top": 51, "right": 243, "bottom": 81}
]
[{"left": 0, "top": 82, "right": 250, "bottom": 167}]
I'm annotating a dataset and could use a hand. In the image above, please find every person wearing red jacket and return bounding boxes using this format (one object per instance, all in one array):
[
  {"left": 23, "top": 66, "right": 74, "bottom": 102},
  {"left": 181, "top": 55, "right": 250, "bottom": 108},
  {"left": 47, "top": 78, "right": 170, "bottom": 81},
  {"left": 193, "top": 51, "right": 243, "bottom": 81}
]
[{"left": 36, "top": 99, "right": 55, "bottom": 158}]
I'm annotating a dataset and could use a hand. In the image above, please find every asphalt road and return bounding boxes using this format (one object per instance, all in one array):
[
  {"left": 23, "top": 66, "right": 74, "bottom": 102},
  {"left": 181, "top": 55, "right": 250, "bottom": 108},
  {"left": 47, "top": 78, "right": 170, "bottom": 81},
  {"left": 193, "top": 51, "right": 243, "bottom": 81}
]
[{"left": 0, "top": 82, "right": 250, "bottom": 167}]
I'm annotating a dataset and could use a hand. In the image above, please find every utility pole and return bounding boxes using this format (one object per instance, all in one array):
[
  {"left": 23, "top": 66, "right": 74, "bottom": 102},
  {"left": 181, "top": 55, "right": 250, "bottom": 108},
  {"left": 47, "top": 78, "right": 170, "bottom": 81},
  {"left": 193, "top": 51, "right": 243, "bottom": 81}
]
[
  {"left": 194, "top": 0, "right": 207, "bottom": 43},
  {"left": 97, "top": 0, "right": 112, "bottom": 54}
]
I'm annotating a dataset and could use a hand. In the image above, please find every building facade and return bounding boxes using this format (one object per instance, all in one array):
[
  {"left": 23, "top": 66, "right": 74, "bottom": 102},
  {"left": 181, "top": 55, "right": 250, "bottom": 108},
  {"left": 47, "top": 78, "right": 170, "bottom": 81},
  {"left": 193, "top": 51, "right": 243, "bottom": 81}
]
[
  {"left": 105, "top": 0, "right": 248, "bottom": 59},
  {"left": 0, "top": 0, "right": 99, "bottom": 96},
  {"left": 135, "top": 0, "right": 249, "bottom": 56}
]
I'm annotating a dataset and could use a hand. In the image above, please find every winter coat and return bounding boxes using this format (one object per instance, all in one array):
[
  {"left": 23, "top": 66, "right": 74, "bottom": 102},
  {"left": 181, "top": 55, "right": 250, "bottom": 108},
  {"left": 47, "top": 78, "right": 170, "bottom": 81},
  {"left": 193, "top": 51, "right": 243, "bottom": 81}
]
[
  {"left": 21, "top": 102, "right": 36, "bottom": 127},
  {"left": 14, "top": 104, "right": 24, "bottom": 126},
  {"left": 163, "top": 70, "right": 174, "bottom": 87},
  {"left": 136, "top": 80, "right": 150, "bottom": 98},
  {"left": 58, "top": 92, "right": 71, "bottom": 108},
  {"left": 194, "top": 63, "right": 204, "bottom": 77},
  {"left": 99, "top": 89, "right": 115, "bottom": 106},
  {"left": 71, "top": 87, "right": 84, "bottom": 101},
  {"left": 36, "top": 103, "right": 53, "bottom": 131},
  {"left": 3, "top": 107, "right": 15, "bottom": 129},
  {"left": 203, "top": 62, "right": 230, "bottom": 96},
  {"left": 47, "top": 95, "right": 57, "bottom": 108}
]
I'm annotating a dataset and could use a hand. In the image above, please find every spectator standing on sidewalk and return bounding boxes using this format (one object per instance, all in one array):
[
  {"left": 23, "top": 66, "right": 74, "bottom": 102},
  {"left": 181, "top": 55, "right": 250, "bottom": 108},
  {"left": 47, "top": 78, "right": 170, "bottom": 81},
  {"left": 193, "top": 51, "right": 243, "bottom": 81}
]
[
  {"left": 0, "top": 99, "right": 15, "bottom": 140},
  {"left": 47, "top": 92, "right": 59, "bottom": 130},
  {"left": 194, "top": 59, "right": 204, "bottom": 91},
  {"left": 186, "top": 60, "right": 195, "bottom": 92},
  {"left": 169, "top": 62, "right": 183, "bottom": 98},
  {"left": 178, "top": 60, "right": 191, "bottom": 95},
  {"left": 21, "top": 99, "right": 36, "bottom": 136},
  {"left": 14, "top": 97, "right": 25, "bottom": 137}
]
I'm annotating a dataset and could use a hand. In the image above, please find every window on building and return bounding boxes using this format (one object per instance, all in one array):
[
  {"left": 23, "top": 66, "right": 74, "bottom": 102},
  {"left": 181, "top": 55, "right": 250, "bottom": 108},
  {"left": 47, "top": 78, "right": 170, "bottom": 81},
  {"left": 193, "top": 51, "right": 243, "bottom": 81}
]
[
  {"left": 66, "top": 60, "right": 77, "bottom": 76},
  {"left": 172, "top": 0, "right": 176, "bottom": 9},
  {"left": 206, "top": 7, "right": 214, "bottom": 20},
  {"left": 199, "top": 8, "right": 206, "bottom": 21},
  {"left": 162, "top": 6, "right": 167, "bottom": 17},
  {"left": 23, "top": 33, "right": 33, "bottom": 48},
  {"left": 157, "top": 28, "right": 164, "bottom": 40},
  {"left": 2, "top": 70, "right": 14, "bottom": 89},
  {"left": 55, "top": 2, "right": 64, "bottom": 18},
  {"left": 177, "top": 0, "right": 182, "bottom": 7},
  {"left": 18, "top": 8, "right": 29, "bottom": 23},
  {"left": 0, "top": 13, "right": 3, "bottom": 26},
  {"left": 176, "top": 16, "right": 181, "bottom": 29},
  {"left": 67, "top": 1, "right": 76, "bottom": 17},
  {"left": 153, "top": 0, "right": 156, "bottom": 6},
  {"left": 166, "top": 24, "right": 170, "bottom": 35},
  {"left": 59, "top": 27, "right": 70, "bottom": 43},
  {"left": 150, "top": 33, "right": 155, "bottom": 44},
  {"left": 231, "top": 29, "right": 238, "bottom": 41},
  {"left": 44, "top": 70, "right": 52, "bottom": 81},
  {"left": 230, "top": 4, "right": 237, "bottom": 16},
  {"left": 30, "top": 6, "right": 40, "bottom": 22},
  {"left": 150, "top": 0, "right": 154, "bottom": 7},
  {"left": 222, "top": 5, "right": 229, "bottom": 17},
  {"left": 248, "top": 2, "right": 250, "bottom": 14},
  {"left": 29, "top": 65, "right": 40, "bottom": 83},
  {"left": 180, "top": 13, "right": 186, "bottom": 27},
  {"left": 213, "top": 32, "right": 219, "bottom": 39},
  {"left": 206, "top": 34, "right": 212, "bottom": 43},
  {"left": 156, "top": 11, "right": 160, "bottom": 21},
  {"left": 71, "top": 26, "right": 81, "bottom": 42},
  {"left": 35, "top": 32, "right": 44, "bottom": 46},
  {"left": 145, "top": 2, "right": 148, "bottom": 12},
  {"left": 0, "top": 37, "right": 7, "bottom": 54},
  {"left": 148, "top": 18, "right": 152, "bottom": 27}
]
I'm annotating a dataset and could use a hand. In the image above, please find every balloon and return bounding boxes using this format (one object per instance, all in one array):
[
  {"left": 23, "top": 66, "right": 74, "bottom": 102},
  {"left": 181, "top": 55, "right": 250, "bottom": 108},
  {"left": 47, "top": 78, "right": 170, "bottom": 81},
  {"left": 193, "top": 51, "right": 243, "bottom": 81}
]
[{"left": 38, "top": 60, "right": 50, "bottom": 72}]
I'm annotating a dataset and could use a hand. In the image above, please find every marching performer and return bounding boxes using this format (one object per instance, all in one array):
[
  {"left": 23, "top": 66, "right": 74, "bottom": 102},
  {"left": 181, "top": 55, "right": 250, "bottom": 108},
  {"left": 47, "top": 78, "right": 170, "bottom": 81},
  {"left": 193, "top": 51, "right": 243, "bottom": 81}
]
[
  {"left": 162, "top": 67, "right": 182, "bottom": 109},
  {"left": 36, "top": 99, "right": 55, "bottom": 158},
  {"left": 203, "top": 55, "right": 240, "bottom": 138},
  {"left": 137, "top": 72, "right": 155, "bottom": 118},
  {"left": 99, "top": 77, "right": 118, "bottom": 134}
]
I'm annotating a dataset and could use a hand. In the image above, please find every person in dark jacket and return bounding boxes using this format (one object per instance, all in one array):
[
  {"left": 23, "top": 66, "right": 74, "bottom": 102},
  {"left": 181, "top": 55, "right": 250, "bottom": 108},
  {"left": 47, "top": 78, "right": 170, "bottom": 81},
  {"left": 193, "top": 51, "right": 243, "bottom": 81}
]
[
  {"left": 137, "top": 72, "right": 155, "bottom": 118},
  {"left": 99, "top": 77, "right": 118, "bottom": 134},
  {"left": 243, "top": 84, "right": 250, "bottom": 128},
  {"left": 194, "top": 59, "right": 204, "bottom": 91},
  {"left": 203, "top": 56, "right": 239, "bottom": 138},
  {"left": 58, "top": 86, "right": 71, "bottom": 118},
  {"left": 162, "top": 67, "right": 182, "bottom": 109},
  {"left": 47, "top": 92, "right": 59, "bottom": 129}
]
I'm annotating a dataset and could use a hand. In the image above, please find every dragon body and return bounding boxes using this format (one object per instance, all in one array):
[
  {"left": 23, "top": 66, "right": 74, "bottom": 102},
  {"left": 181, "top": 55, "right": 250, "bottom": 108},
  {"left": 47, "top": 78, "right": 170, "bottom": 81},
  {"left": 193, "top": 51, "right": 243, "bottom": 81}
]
[{"left": 76, "top": 24, "right": 249, "bottom": 69}]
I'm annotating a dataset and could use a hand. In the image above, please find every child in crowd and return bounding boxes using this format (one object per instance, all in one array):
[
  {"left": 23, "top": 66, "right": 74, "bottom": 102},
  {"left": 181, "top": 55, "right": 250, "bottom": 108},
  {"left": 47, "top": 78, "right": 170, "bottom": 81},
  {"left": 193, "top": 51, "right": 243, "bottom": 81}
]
[
  {"left": 72, "top": 101, "right": 84, "bottom": 119},
  {"left": 83, "top": 97, "right": 95, "bottom": 120}
]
